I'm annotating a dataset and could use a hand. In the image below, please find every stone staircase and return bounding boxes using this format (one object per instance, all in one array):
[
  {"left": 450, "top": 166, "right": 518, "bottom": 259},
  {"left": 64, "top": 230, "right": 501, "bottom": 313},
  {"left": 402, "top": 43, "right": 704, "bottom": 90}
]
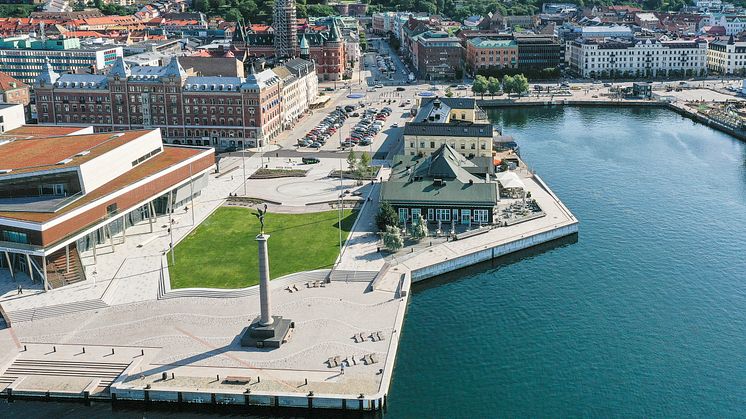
[
  {"left": 46, "top": 246, "right": 85, "bottom": 289},
  {"left": 328, "top": 270, "right": 379, "bottom": 283},
  {"left": 4, "top": 299, "right": 109, "bottom": 325},
  {"left": 1, "top": 358, "right": 130, "bottom": 395},
  {"left": 159, "top": 270, "right": 331, "bottom": 299}
]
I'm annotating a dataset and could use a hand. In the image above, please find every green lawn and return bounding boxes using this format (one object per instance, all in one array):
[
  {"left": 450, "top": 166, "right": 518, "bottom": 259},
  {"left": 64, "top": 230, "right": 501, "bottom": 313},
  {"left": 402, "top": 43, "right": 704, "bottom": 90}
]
[{"left": 168, "top": 207, "right": 356, "bottom": 289}]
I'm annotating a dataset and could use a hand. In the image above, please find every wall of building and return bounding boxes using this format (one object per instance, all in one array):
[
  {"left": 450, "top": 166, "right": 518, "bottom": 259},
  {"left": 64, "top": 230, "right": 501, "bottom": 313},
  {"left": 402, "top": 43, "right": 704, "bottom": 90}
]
[
  {"left": 40, "top": 151, "right": 214, "bottom": 247},
  {"left": 403, "top": 134, "right": 493, "bottom": 157},
  {"left": 0, "top": 103, "right": 25, "bottom": 132}
]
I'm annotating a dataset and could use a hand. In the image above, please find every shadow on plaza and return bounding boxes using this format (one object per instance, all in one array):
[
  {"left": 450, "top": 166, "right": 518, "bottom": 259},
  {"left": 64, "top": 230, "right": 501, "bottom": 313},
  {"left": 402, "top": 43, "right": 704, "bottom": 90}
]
[{"left": 411, "top": 232, "right": 579, "bottom": 294}]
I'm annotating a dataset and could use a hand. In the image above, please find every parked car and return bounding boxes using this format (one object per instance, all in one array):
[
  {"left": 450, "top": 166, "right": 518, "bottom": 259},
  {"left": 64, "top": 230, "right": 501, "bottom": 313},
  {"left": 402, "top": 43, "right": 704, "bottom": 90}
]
[
  {"left": 396, "top": 87, "right": 406, "bottom": 91},
  {"left": 309, "top": 142, "right": 321, "bottom": 148},
  {"left": 392, "top": 123, "right": 399, "bottom": 127}
]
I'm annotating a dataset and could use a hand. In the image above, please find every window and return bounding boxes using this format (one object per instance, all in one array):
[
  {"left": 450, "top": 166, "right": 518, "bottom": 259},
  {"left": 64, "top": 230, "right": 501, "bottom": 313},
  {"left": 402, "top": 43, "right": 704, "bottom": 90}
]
[
  {"left": 435, "top": 209, "right": 450, "bottom": 221},
  {"left": 106, "top": 203, "right": 118, "bottom": 215},
  {"left": 2, "top": 230, "right": 28, "bottom": 244},
  {"left": 398, "top": 208, "right": 408, "bottom": 222},
  {"left": 427, "top": 208, "right": 434, "bottom": 221},
  {"left": 411, "top": 208, "right": 421, "bottom": 221},
  {"left": 474, "top": 209, "right": 489, "bottom": 223}
]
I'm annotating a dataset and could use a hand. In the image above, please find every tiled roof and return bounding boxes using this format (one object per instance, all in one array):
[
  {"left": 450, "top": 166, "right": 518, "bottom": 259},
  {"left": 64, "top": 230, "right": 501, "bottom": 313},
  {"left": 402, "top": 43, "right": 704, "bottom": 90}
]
[{"left": 0, "top": 71, "right": 27, "bottom": 91}]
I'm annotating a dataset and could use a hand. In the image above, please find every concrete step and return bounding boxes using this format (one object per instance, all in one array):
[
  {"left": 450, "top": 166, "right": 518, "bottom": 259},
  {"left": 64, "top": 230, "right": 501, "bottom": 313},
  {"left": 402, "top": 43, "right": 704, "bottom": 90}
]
[
  {"left": 5, "top": 299, "right": 109, "bottom": 325},
  {"left": 329, "top": 270, "right": 378, "bottom": 283},
  {"left": 160, "top": 270, "right": 331, "bottom": 300}
]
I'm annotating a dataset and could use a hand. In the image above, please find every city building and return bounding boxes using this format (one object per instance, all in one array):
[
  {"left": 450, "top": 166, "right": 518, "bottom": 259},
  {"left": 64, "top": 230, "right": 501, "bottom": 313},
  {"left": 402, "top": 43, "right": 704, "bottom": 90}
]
[
  {"left": 707, "top": 36, "right": 746, "bottom": 74},
  {"left": 466, "top": 38, "right": 518, "bottom": 72},
  {"left": 234, "top": 19, "right": 347, "bottom": 81},
  {"left": 0, "top": 36, "right": 123, "bottom": 85},
  {"left": 35, "top": 56, "right": 316, "bottom": 150},
  {"left": 404, "top": 97, "right": 496, "bottom": 158},
  {"left": 704, "top": 14, "right": 746, "bottom": 35},
  {"left": 272, "top": 59, "right": 317, "bottom": 130},
  {"left": 514, "top": 34, "right": 562, "bottom": 72},
  {"left": 381, "top": 144, "right": 498, "bottom": 226},
  {"left": 415, "top": 31, "right": 464, "bottom": 80},
  {"left": 580, "top": 25, "right": 634, "bottom": 40},
  {"left": 273, "top": 0, "right": 298, "bottom": 59},
  {"left": 0, "top": 103, "right": 25, "bottom": 132},
  {"left": 0, "top": 126, "right": 214, "bottom": 290},
  {"left": 568, "top": 38, "right": 708, "bottom": 78},
  {"left": 0, "top": 72, "right": 30, "bottom": 109}
]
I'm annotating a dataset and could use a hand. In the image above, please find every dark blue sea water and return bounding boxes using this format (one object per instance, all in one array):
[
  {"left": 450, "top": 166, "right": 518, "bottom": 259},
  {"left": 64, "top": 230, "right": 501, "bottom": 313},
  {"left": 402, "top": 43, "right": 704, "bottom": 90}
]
[{"left": 2, "top": 106, "right": 745, "bottom": 418}]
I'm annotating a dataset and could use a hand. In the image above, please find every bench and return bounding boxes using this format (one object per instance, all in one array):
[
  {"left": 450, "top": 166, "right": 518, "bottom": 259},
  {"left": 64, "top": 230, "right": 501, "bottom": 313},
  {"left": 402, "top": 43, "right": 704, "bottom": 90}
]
[{"left": 223, "top": 376, "right": 252, "bottom": 385}]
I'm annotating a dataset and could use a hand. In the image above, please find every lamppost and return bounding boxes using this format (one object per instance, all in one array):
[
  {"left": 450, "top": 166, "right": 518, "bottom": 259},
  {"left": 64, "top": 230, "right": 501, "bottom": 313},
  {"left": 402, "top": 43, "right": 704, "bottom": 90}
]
[{"left": 338, "top": 158, "right": 344, "bottom": 261}]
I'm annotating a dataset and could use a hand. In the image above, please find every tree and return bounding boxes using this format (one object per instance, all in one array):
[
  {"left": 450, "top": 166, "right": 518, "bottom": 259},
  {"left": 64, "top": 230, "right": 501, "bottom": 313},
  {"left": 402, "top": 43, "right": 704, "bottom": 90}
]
[
  {"left": 410, "top": 214, "right": 428, "bottom": 241},
  {"left": 307, "top": 4, "right": 336, "bottom": 16},
  {"left": 358, "top": 151, "right": 371, "bottom": 174},
  {"left": 487, "top": 76, "right": 501, "bottom": 97},
  {"left": 502, "top": 74, "right": 514, "bottom": 96},
  {"left": 383, "top": 225, "right": 404, "bottom": 252},
  {"left": 193, "top": 0, "right": 208, "bottom": 12},
  {"left": 445, "top": 87, "right": 454, "bottom": 98},
  {"left": 224, "top": 8, "right": 243, "bottom": 22},
  {"left": 347, "top": 149, "right": 357, "bottom": 171},
  {"left": 513, "top": 74, "right": 529, "bottom": 96},
  {"left": 209, "top": 0, "right": 225, "bottom": 10},
  {"left": 376, "top": 202, "right": 398, "bottom": 231},
  {"left": 472, "top": 75, "right": 488, "bottom": 98}
]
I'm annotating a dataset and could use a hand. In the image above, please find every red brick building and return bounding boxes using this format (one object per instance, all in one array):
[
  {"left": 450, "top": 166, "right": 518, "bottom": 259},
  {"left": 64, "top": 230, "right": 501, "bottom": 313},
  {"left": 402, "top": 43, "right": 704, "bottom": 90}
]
[
  {"left": 233, "top": 18, "right": 347, "bottom": 81},
  {"left": 34, "top": 56, "right": 291, "bottom": 150}
]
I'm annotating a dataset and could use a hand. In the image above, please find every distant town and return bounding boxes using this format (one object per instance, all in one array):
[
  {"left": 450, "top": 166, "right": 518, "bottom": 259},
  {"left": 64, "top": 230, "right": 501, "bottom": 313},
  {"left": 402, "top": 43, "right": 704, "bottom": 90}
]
[{"left": 0, "top": 0, "right": 745, "bottom": 414}]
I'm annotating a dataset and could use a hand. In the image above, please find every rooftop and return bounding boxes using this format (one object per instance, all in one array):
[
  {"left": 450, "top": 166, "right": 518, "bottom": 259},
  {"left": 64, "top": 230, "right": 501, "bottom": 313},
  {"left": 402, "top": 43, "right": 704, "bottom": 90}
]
[
  {"left": 382, "top": 146, "right": 498, "bottom": 206},
  {"left": 0, "top": 130, "right": 153, "bottom": 176},
  {"left": 0, "top": 145, "right": 209, "bottom": 224}
]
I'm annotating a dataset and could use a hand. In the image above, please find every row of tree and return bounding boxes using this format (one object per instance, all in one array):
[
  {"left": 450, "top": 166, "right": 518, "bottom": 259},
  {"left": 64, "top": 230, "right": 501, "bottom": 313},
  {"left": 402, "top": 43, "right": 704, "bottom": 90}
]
[
  {"left": 471, "top": 74, "right": 529, "bottom": 98},
  {"left": 376, "top": 202, "right": 430, "bottom": 251},
  {"left": 191, "top": 0, "right": 340, "bottom": 23}
]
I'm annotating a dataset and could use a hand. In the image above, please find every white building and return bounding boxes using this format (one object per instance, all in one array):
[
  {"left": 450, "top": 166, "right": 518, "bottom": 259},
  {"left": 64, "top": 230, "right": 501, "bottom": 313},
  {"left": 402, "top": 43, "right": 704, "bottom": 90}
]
[
  {"left": 273, "top": 58, "right": 318, "bottom": 131},
  {"left": 707, "top": 37, "right": 746, "bottom": 74},
  {"left": 568, "top": 38, "right": 709, "bottom": 78},
  {"left": 704, "top": 14, "right": 746, "bottom": 35},
  {"left": 581, "top": 25, "right": 634, "bottom": 40},
  {"left": 0, "top": 103, "right": 25, "bottom": 133}
]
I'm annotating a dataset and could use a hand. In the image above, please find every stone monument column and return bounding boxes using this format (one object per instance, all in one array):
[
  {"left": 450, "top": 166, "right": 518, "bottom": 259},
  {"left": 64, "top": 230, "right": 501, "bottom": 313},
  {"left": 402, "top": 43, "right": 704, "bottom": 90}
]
[{"left": 257, "top": 233, "right": 274, "bottom": 326}]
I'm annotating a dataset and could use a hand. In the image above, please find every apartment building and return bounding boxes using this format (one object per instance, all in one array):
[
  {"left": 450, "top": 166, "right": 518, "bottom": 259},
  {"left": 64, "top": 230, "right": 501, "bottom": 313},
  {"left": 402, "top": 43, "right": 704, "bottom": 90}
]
[
  {"left": 568, "top": 37, "right": 708, "bottom": 78},
  {"left": 466, "top": 38, "right": 518, "bottom": 72},
  {"left": 707, "top": 37, "right": 746, "bottom": 74},
  {"left": 34, "top": 57, "right": 317, "bottom": 150},
  {"left": 0, "top": 36, "right": 123, "bottom": 85}
]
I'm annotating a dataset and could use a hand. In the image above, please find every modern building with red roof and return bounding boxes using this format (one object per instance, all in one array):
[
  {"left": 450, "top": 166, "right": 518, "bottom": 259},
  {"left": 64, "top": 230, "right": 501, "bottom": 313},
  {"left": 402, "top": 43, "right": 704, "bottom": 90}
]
[{"left": 0, "top": 126, "right": 214, "bottom": 290}]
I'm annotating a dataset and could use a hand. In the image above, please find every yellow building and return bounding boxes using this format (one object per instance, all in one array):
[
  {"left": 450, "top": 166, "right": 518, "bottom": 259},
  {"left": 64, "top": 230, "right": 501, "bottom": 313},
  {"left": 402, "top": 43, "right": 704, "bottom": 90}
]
[{"left": 404, "top": 97, "right": 496, "bottom": 158}]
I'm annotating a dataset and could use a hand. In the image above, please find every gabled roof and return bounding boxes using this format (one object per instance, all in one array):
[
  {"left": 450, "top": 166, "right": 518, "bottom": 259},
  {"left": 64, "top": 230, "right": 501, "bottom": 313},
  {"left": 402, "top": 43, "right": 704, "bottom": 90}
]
[
  {"left": 0, "top": 71, "right": 28, "bottom": 91},
  {"left": 381, "top": 147, "right": 498, "bottom": 207},
  {"left": 108, "top": 56, "right": 130, "bottom": 78},
  {"left": 35, "top": 57, "right": 60, "bottom": 86}
]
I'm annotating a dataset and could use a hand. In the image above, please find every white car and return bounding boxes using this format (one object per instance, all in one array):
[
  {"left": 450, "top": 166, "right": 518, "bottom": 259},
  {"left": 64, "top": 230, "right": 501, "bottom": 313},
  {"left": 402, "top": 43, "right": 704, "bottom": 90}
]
[{"left": 375, "top": 84, "right": 384, "bottom": 88}]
